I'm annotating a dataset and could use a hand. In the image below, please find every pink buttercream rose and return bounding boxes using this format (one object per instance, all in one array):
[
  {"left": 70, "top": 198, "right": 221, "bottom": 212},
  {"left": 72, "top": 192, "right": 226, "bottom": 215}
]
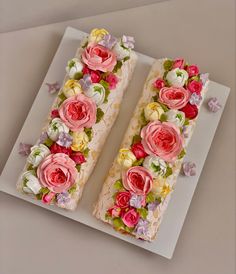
[
  {"left": 172, "top": 58, "right": 185, "bottom": 69},
  {"left": 122, "top": 208, "right": 140, "bottom": 228},
  {"left": 82, "top": 43, "right": 117, "bottom": 72},
  {"left": 159, "top": 87, "right": 190, "bottom": 109},
  {"left": 153, "top": 78, "right": 165, "bottom": 89},
  {"left": 107, "top": 206, "right": 121, "bottom": 218},
  {"left": 59, "top": 94, "right": 96, "bottom": 132},
  {"left": 42, "top": 192, "right": 56, "bottom": 204},
  {"left": 141, "top": 121, "right": 183, "bottom": 162},
  {"left": 105, "top": 73, "right": 118, "bottom": 90},
  {"left": 186, "top": 65, "right": 199, "bottom": 77},
  {"left": 37, "top": 153, "right": 77, "bottom": 193},
  {"left": 115, "top": 191, "right": 131, "bottom": 208},
  {"left": 187, "top": 80, "right": 203, "bottom": 94},
  {"left": 122, "top": 166, "right": 153, "bottom": 195}
]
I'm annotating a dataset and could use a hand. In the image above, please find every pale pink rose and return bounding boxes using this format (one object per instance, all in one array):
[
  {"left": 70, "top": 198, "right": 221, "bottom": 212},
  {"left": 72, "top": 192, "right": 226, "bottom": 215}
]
[
  {"left": 122, "top": 166, "right": 153, "bottom": 195},
  {"left": 172, "top": 58, "right": 185, "bottom": 69},
  {"left": 37, "top": 153, "right": 77, "bottom": 193},
  {"left": 159, "top": 87, "right": 190, "bottom": 109},
  {"left": 59, "top": 94, "right": 96, "bottom": 132},
  {"left": 186, "top": 65, "right": 199, "bottom": 77},
  {"left": 82, "top": 43, "right": 117, "bottom": 72},
  {"left": 141, "top": 121, "right": 183, "bottom": 162},
  {"left": 122, "top": 208, "right": 140, "bottom": 228}
]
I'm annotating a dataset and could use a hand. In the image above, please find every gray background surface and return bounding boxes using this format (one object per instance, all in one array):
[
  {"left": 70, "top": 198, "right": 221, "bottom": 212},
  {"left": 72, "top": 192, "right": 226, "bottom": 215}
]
[{"left": 0, "top": 0, "right": 235, "bottom": 273}]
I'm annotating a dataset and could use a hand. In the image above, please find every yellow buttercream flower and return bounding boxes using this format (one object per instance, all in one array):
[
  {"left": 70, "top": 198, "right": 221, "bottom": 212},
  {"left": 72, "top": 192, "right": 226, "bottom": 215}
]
[
  {"left": 144, "top": 102, "right": 164, "bottom": 121},
  {"left": 71, "top": 131, "right": 89, "bottom": 152},
  {"left": 152, "top": 178, "right": 172, "bottom": 199},
  {"left": 63, "top": 79, "right": 82, "bottom": 98},
  {"left": 88, "top": 28, "right": 109, "bottom": 43},
  {"left": 117, "top": 148, "right": 136, "bottom": 168}
]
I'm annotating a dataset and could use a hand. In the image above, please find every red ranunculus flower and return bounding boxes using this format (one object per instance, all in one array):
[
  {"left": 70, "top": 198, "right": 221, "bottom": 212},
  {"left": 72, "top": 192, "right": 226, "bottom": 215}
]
[
  {"left": 115, "top": 191, "right": 131, "bottom": 209},
  {"left": 50, "top": 143, "right": 72, "bottom": 156},
  {"left": 70, "top": 151, "right": 86, "bottom": 164},
  {"left": 180, "top": 103, "right": 198, "bottom": 119},
  {"left": 131, "top": 142, "right": 148, "bottom": 160}
]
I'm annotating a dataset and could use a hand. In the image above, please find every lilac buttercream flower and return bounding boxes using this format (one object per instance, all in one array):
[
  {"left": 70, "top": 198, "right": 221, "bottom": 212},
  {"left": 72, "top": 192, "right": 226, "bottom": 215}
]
[
  {"left": 182, "top": 125, "right": 189, "bottom": 138},
  {"left": 79, "top": 74, "right": 92, "bottom": 91},
  {"left": 98, "top": 34, "right": 117, "bottom": 49},
  {"left": 147, "top": 201, "right": 160, "bottom": 211},
  {"left": 189, "top": 92, "right": 202, "bottom": 106},
  {"left": 208, "top": 97, "right": 222, "bottom": 113},
  {"left": 45, "top": 81, "right": 60, "bottom": 94},
  {"left": 39, "top": 132, "right": 48, "bottom": 144},
  {"left": 57, "top": 191, "right": 70, "bottom": 206},
  {"left": 135, "top": 219, "right": 149, "bottom": 236},
  {"left": 56, "top": 132, "right": 73, "bottom": 147},
  {"left": 122, "top": 35, "right": 135, "bottom": 49},
  {"left": 200, "top": 73, "right": 209, "bottom": 86},
  {"left": 18, "top": 142, "right": 33, "bottom": 156},
  {"left": 129, "top": 194, "right": 145, "bottom": 209},
  {"left": 182, "top": 161, "right": 196, "bottom": 177}
]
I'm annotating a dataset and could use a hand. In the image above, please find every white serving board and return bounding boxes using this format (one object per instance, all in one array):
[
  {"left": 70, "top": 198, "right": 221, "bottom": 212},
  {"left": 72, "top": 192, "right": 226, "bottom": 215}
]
[{"left": 0, "top": 27, "right": 230, "bottom": 259}]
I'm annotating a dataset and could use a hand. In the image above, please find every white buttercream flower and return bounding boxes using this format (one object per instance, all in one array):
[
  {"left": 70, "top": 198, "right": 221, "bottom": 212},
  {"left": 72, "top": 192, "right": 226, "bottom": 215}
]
[
  {"left": 117, "top": 148, "right": 136, "bottom": 168},
  {"left": 66, "top": 58, "right": 83, "bottom": 79},
  {"left": 27, "top": 144, "right": 50, "bottom": 168},
  {"left": 63, "top": 79, "right": 82, "bottom": 98},
  {"left": 152, "top": 178, "right": 171, "bottom": 199},
  {"left": 143, "top": 155, "right": 167, "bottom": 177},
  {"left": 144, "top": 102, "right": 164, "bottom": 121},
  {"left": 166, "top": 68, "right": 188, "bottom": 87},
  {"left": 84, "top": 83, "right": 105, "bottom": 105},
  {"left": 21, "top": 171, "right": 42, "bottom": 194},
  {"left": 113, "top": 40, "right": 130, "bottom": 60},
  {"left": 47, "top": 118, "right": 69, "bottom": 141},
  {"left": 166, "top": 109, "right": 185, "bottom": 127}
]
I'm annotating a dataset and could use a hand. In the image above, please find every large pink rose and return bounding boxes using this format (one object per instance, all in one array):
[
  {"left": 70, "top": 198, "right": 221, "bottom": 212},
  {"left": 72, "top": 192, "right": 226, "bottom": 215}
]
[
  {"left": 59, "top": 94, "right": 96, "bottom": 132},
  {"left": 122, "top": 166, "right": 153, "bottom": 195},
  {"left": 159, "top": 87, "right": 190, "bottom": 109},
  {"left": 141, "top": 121, "right": 183, "bottom": 162},
  {"left": 37, "top": 153, "right": 77, "bottom": 193},
  {"left": 81, "top": 43, "right": 117, "bottom": 72}
]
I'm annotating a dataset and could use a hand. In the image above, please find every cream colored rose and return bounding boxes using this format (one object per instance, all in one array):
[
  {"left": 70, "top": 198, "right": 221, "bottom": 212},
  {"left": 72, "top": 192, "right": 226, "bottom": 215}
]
[
  {"left": 27, "top": 144, "right": 50, "bottom": 168},
  {"left": 166, "top": 68, "right": 188, "bottom": 87},
  {"left": 84, "top": 83, "right": 105, "bottom": 105},
  {"left": 66, "top": 58, "right": 83, "bottom": 79},
  {"left": 152, "top": 178, "right": 172, "bottom": 199},
  {"left": 88, "top": 28, "right": 109, "bottom": 43},
  {"left": 166, "top": 109, "right": 185, "bottom": 127},
  {"left": 21, "top": 171, "right": 42, "bottom": 195},
  {"left": 144, "top": 102, "right": 164, "bottom": 121},
  {"left": 117, "top": 148, "right": 136, "bottom": 168},
  {"left": 113, "top": 40, "right": 130, "bottom": 60},
  {"left": 47, "top": 118, "right": 69, "bottom": 141},
  {"left": 71, "top": 131, "right": 89, "bottom": 152},
  {"left": 143, "top": 155, "right": 167, "bottom": 177},
  {"left": 63, "top": 79, "right": 82, "bottom": 98}
]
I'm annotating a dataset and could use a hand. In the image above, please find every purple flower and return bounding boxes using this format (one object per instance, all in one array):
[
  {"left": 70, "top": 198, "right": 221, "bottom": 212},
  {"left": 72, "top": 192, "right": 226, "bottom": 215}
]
[
  {"left": 208, "top": 97, "right": 222, "bottom": 113},
  {"left": 182, "top": 161, "right": 196, "bottom": 177},
  {"left": 135, "top": 219, "right": 149, "bottom": 236},
  {"left": 182, "top": 125, "right": 189, "bottom": 138},
  {"left": 98, "top": 34, "right": 117, "bottom": 49},
  {"left": 122, "top": 35, "right": 135, "bottom": 49},
  {"left": 39, "top": 132, "right": 48, "bottom": 144},
  {"left": 57, "top": 191, "right": 70, "bottom": 206},
  {"left": 56, "top": 132, "right": 73, "bottom": 147},
  {"left": 200, "top": 73, "right": 209, "bottom": 86},
  {"left": 45, "top": 81, "right": 60, "bottom": 94},
  {"left": 18, "top": 142, "right": 32, "bottom": 156},
  {"left": 129, "top": 194, "right": 145, "bottom": 209},
  {"left": 189, "top": 92, "right": 202, "bottom": 106},
  {"left": 79, "top": 74, "right": 92, "bottom": 91},
  {"left": 147, "top": 201, "right": 159, "bottom": 211}
]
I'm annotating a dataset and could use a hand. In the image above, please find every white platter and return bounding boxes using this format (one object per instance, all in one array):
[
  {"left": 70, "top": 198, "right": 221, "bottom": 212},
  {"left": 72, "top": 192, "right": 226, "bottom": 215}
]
[{"left": 0, "top": 27, "right": 230, "bottom": 259}]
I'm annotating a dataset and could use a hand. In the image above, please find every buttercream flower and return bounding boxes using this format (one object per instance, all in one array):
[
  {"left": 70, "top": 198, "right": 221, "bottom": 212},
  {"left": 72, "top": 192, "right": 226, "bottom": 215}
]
[
  {"left": 144, "top": 102, "right": 164, "bottom": 121},
  {"left": 42, "top": 192, "right": 56, "bottom": 204},
  {"left": 131, "top": 142, "right": 148, "bottom": 160},
  {"left": 200, "top": 73, "right": 209, "bottom": 86},
  {"left": 56, "top": 132, "right": 73, "bottom": 148},
  {"left": 59, "top": 94, "right": 96, "bottom": 132},
  {"left": 98, "top": 34, "right": 117, "bottom": 49},
  {"left": 115, "top": 191, "right": 131, "bottom": 208},
  {"left": 71, "top": 131, "right": 89, "bottom": 152},
  {"left": 186, "top": 65, "right": 199, "bottom": 77},
  {"left": 165, "top": 109, "right": 185, "bottom": 127},
  {"left": 166, "top": 68, "right": 188, "bottom": 87},
  {"left": 66, "top": 58, "right": 83, "bottom": 79},
  {"left": 180, "top": 103, "right": 198, "bottom": 119},
  {"left": 121, "top": 35, "right": 135, "bottom": 49},
  {"left": 141, "top": 121, "right": 183, "bottom": 162},
  {"left": 21, "top": 171, "right": 42, "bottom": 194},
  {"left": 79, "top": 74, "right": 92, "bottom": 91},
  {"left": 129, "top": 194, "right": 146, "bottom": 209},
  {"left": 82, "top": 66, "right": 101, "bottom": 83},
  {"left": 143, "top": 155, "right": 167, "bottom": 177},
  {"left": 182, "top": 161, "right": 196, "bottom": 176},
  {"left": 135, "top": 219, "right": 149, "bottom": 236},
  {"left": 108, "top": 206, "right": 121, "bottom": 218},
  {"left": 63, "top": 79, "right": 83, "bottom": 98},
  {"left": 105, "top": 73, "right": 118, "bottom": 90},
  {"left": 189, "top": 92, "right": 202, "bottom": 106},
  {"left": 207, "top": 97, "right": 222, "bottom": 113},
  {"left": 18, "top": 142, "right": 32, "bottom": 156},
  {"left": 57, "top": 191, "right": 70, "bottom": 207},
  {"left": 159, "top": 87, "right": 190, "bottom": 110},
  {"left": 122, "top": 208, "right": 139, "bottom": 228},
  {"left": 187, "top": 80, "right": 203, "bottom": 94},
  {"left": 27, "top": 144, "right": 50, "bottom": 168},
  {"left": 122, "top": 166, "right": 153, "bottom": 195},
  {"left": 153, "top": 78, "right": 165, "bottom": 90},
  {"left": 88, "top": 28, "right": 109, "bottom": 43},
  {"left": 50, "top": 109, "right": 59, "bottom": 119},
  {"left": 113, "top": 40, "right": 130, "bottom": 60},
  {"left": 82, "top": 43, "right": 117, "bottom": 72},
  {"left": 152, "top": 178, "right": 172, "bottom": 199},
  {"left": 50, "top": 143, "right": 72, "bottom": 155},
  {"left": 172, "top": 58, "right": 185, "bottom": 69},
  {"left": 117, "top": 148, "right": 136, "bottom": 168},
  {"left": 37, "top": 153, "right": 77, "bottom": 193},
  {"left": 84, "top": 83, "right": 106, "bottom": 105},
  {"left": 47, "top": 118, "right": 69, "bottom": 141},
  {"left": 70, "top": 151, "right": 86, "bottom": 164}
]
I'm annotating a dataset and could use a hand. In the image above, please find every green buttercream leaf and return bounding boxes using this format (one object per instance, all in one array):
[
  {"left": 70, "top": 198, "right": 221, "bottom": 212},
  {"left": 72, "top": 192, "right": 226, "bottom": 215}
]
[
  {"left": 184, "top": 118, "right": 190, "bottom": 126},
  {"left": 100, "top": 80, "right": 110, "bottom": 103},
  {"left": 160, "top": 113, "right": 167, "bottom": 122},
  {"left": 68, "top": 184, "right": 77, "bottom": 194},
  {"left": 74, "top": 72, "right": 83, "bottom": 80},
  {"left": 158, "top": 102, "right": 169, "bottom": 112},
  {"left": 75, "top": 164, "right": 81, "bottom": 172},
  {"left": 58, "top": 92, "right": 67, "bottom": 102},
  {"left": 146, "top": 191, "right": 156, "bottom": 203},
  {"left": 152, "top": 95, "right": 158, "bottom": 102},
  {"left": 132, "top": 134, "right": 142, "bottom": 145},
  {"left": 96, "top": 108, "right": 104, "bottom": 123},
  {"left": 84, "top": 127, "right": 93, "bottom": 141},
  {"left": 114, "top": 180, "right": 123, "bottom": 190},
  {"left": 132, "top": 158, "right": 144, "bottom": 166},
  {"left": 163, "top": 59, "right": 174, "bottom": 71},
  {"left": 140, "top": 109, "right": 148, "bottom": 126},
  {"left": 113, "top": 218, "right": 125, "bottom": 230},
  {"left": 164, "top": 165, "right": 173, "bottom": 178},
  {"left": 36, "top": 187, "right": 50, "bottom": 200},
  {"left": 137, "top": 208, "right": 148, "bottom": 219},
  {"left": 113, "top": 60, "right": 122, "bottom": 73},
  {"left": 178, "top": 149, "right": 186, "bottom": 159},
  {"left": 151, "top": 162, "right": 161, "bottom": 173},
  {"left": 123, "top": 56, "right": 130, "bottom": 62},
  {"left": 83, "top": 148, "right": 90, "bottom": 157},
  {"left": 43, "top": 138, "right": 54, "bottom": 148}
]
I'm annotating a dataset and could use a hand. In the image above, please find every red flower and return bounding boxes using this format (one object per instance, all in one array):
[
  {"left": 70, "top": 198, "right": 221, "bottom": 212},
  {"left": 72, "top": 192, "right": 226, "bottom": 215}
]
[
  {"left": 131, "top": 142, "right": 148, "bottom": 160},
  {"left": 153, "top": 78, "right": 165, "bottom": 89},
  {"left": 82, "top": 65, "right": 101, "bottom": 83},
  {"left": 107, "top": 206, "right": 121, "bottom": 217},
  {"left": 186, "top": 65, "right": 199, "bottom": 77},
  {"left": 70, "top": 151, "right": 86, "bottom": 164},
  {"left": 180, "top": 103, "right": 198, "bottom": 119},
  {"left": 187, "top": 80, "right": 203, "bottom": 94},
  {"left": 122, "top": 208, "right": 140, "bottom": 228},
  {"left": 50, "top": 143, "right": 72, "bottom": 155},
  {"left": 50, "top": 109, "right": 59, "bottom": 119},
  {"left": 105, "top": 73, "right": 118, "bottom": 89},
  {"left": 115, "top": 191, "right": 131, "bottom": 209},
  {"left": 172, "top": 58, "right": 185, "bottom": 69}
]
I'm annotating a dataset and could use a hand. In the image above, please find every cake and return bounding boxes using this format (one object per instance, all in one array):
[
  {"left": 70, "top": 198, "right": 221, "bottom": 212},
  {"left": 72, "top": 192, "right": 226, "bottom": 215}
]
[
  {"left": 93, "top": 58, "right": 209, "bottom": 241},
  {"left": 16, "top": 28, "right": 137, "bottom": 210}
]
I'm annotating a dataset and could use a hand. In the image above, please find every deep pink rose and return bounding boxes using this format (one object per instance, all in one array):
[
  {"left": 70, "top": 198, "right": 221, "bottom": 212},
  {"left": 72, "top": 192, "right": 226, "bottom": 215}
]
[
  {"left": 50, "top": 143, "right": 72, "bottom": 155},
  {"left": 141, "top": 121, "right": 183, "bottom": 162},
  {"left": 70, "top": 152, "right": 86, "bottom": 164},
  {"left": 187, "top": 80, "right": 203, "bottom": 94},
  {"left": 122, "top": 208, "right": 140, "bottom": 228},
  {"left": 50, "top": 109, "right": 59, "bottom": 119},
  {"left": 159, "top": 87, "right": 190, "bottom": 109},
  {"left": 105, "top": 73, "right": 118, "bottom": 90},
  {"left": 131, "top": 142, "right": 148, "bottom": 160},
  {"left": 115, "top": 191, "right": 131, "bottom": 208},
  {"left": 122, "top": 166, "right": 153, "bottom": 195},
  {"left": 186, "top": 65, "right": 199, "bottom": 77},
  {"left": 82, "top": 66, "right": 101, "bottom": 83},
  {"left": 42, "top": 192, "right": 56, "bottom": 204},
  {"left": 153, "top": 78, "right": 165, "bottom": 89},
  {"left": 37, "top": 153, "right": 77, "bottom": 193},
  {"left": 180, "top": 103, "right": 198, "bottom": 119},
  {"left": 172, "top": 58, "right": 185, "bottom": 69},
  {"left": 82, "top": 43, "right": 117, "bottom": 72},
  {"left": 107, "top": 206, "right": 121, "bottom": 217},
  {"left": 59, "top": 94, "right": 96, "bottom": 132}
]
